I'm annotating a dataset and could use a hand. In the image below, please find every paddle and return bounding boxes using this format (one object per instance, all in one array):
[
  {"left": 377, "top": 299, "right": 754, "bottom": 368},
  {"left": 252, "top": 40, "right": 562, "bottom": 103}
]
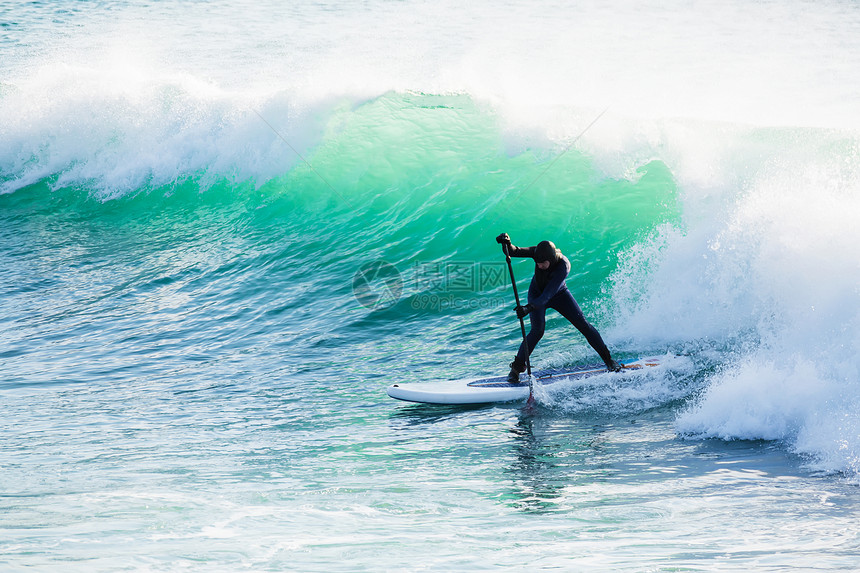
[{"left": 501, "top": 241, "right": 535, "bottom": 405}]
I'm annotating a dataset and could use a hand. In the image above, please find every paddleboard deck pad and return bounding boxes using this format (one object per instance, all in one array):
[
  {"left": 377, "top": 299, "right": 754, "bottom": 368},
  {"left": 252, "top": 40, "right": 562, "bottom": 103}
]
[{"left": 387, "top": 355, "right": 668, "bottom": 405}]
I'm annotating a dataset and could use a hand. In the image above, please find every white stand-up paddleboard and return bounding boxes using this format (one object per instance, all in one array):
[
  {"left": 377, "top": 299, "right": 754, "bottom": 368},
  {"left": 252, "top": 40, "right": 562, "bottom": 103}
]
[{"left": 387, "top": 356, "right": 668, "bottom": 405}]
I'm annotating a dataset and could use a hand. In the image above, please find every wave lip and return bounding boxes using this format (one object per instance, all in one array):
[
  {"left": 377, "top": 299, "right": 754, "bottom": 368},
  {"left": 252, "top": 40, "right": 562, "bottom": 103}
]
[{"left": 0, "top": 63, "right": 336, "bottom": 198}]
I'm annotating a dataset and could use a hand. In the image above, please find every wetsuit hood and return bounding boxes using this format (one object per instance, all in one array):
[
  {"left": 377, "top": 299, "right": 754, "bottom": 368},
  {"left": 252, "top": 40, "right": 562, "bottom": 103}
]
[{"left": 535, "top": 240, "right": 561, "bottom": 264}]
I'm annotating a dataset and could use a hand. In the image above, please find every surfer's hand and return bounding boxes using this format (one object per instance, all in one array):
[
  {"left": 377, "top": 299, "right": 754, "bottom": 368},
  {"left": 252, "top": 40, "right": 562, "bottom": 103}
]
[
  {"left": 515, "top": 304, "right": 533, "bottom": 319},
  {"left": 496, "top": 233, "right": 511, "bottom": 245}
]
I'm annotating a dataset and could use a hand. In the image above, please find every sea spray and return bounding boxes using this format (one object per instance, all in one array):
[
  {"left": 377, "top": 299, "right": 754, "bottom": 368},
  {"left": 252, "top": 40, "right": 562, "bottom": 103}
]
[{"left": 608, "top": 124, "right": 860, "bottom": 477}]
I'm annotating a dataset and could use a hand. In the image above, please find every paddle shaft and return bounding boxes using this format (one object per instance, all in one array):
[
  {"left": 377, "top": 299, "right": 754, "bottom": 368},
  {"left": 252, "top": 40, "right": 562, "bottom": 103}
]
[{"left": 502, "top": 243, "right": 532, "bottom": 377}]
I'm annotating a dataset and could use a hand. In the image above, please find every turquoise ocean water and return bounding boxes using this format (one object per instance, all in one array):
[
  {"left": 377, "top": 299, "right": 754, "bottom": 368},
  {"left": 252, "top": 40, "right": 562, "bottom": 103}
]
[{"left": 2, "top": 1, "right": 860, "bottom": 570}]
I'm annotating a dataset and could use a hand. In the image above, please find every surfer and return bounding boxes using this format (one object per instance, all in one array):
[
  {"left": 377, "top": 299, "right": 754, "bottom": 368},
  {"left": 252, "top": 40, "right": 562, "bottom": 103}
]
[{"left": 496, "top": 233, "right": 622, "bottom": 383}]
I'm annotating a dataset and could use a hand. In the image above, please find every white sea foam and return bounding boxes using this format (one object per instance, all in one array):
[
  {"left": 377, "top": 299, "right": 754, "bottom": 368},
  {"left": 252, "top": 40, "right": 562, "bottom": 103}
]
[
  {"left": 0, "top": 60, "right": 337, "bottom": 197},
  {"left": 607, "top": 125, "right": 860, "bottom": 477}
]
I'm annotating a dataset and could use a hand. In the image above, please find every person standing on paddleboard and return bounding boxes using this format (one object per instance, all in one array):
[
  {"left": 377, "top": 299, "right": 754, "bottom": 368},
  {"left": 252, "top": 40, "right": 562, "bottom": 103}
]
[{"left": 496, "top": 233, "right": 622, "bottom": 383}]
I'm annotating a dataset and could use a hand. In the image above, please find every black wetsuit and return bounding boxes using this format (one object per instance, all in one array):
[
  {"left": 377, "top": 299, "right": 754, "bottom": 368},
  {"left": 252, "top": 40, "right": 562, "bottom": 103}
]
[{"left": 508, "top": 245, "right": 614, "bottom": 368}]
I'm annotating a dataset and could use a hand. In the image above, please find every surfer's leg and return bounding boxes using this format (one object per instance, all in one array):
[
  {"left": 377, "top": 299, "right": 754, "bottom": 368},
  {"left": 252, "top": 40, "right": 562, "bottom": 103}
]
[
  {"left": 508, "top": 281, "right": 548, "bottom": 382},
  {"left": 551, "top": 291, "right": 620, "bottom": 371},
  {"left": 512, "top": 306, "right": 546, "bottom": 369}
]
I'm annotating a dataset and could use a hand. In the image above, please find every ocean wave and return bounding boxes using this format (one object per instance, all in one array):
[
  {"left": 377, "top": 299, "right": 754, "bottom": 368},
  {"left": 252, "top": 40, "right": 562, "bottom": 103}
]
[{"left": 2, "top": 0, "right": 859, "bottom": 479}]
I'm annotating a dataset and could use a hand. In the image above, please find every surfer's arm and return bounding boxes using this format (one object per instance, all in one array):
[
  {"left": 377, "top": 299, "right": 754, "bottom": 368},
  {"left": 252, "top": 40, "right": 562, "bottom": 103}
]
[
  {"left": 496, "top": 233, "right": 535, "bottom": 258},
  {"left": 530, "top": 256, "right": 570, "bottom": 308},
  {"left": 507, "top": 245, "right": 535, "bottom": 257}
]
